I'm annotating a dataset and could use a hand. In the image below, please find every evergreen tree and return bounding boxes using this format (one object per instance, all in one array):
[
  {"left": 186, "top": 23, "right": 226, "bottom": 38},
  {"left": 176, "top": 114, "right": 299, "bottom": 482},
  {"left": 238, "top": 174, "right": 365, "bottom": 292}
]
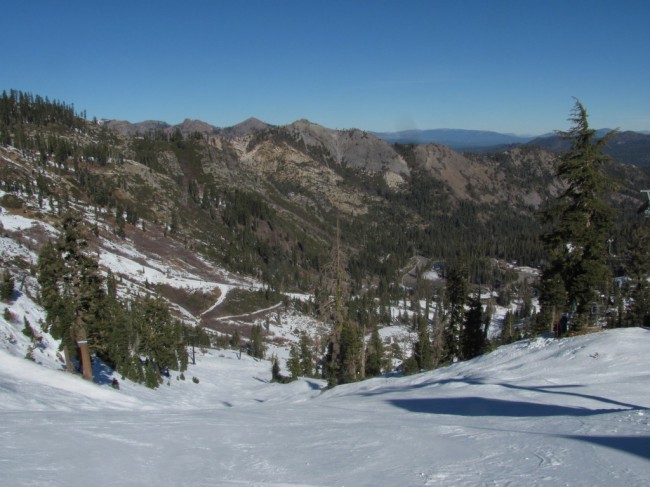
[
  {"left": 298, "top": 332, "right": 314, "bottom": 377},
  {"left": 339, "top": 320, "right": 362, "bottom": 383},
  {"left": 500, "top": 310, "right": 518, "bottom": 344},
  {"left": 271, "top": 355, "right": 282, "bottom": 382},
  {"left": 37, "top": 213, "right": 102, "bottom": 380},
  {"left": 249, "top": 324, "right": 266, "bottom": 359},
  {"left": 626, "top": 223, "right": 650, "bottom": 287},
  {"left": 539, "top": 101, "right": 615, "bottom": 330},
  {"left": 625, "top": 222, "right": 650, "bottom": 326},
  {"left": 443, "top": 261, "right": 469, "bottom": 362},
  {"left": 230, "top": 329, "right": 241, "bottom": 348},
  {"left": 287, "top": 344, "right": 301, "bottom": 378},
  {"left": 0, "top": 269, "right": 14, "bottom": 300},
  {"left": 365, "top": 323, "right": 385, "bottom": 377},
  {"left": 461, "top": 293, "right": 485, "bottom": 360},
  {"left": 125, "top": 295, "right": 188, "bottom": 387},
  {"left": 414, "top": 313, "right": 433, "bottom": 370}
]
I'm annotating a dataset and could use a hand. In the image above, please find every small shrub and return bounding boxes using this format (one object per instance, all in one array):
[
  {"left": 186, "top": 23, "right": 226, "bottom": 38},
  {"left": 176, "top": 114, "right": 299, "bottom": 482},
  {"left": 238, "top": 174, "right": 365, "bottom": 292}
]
[
  {"left": 22, "top": 318, "right": 34, "bottom": 339},
  {"left": 0, "top": 194, "right": 23, "bottom": 209}
]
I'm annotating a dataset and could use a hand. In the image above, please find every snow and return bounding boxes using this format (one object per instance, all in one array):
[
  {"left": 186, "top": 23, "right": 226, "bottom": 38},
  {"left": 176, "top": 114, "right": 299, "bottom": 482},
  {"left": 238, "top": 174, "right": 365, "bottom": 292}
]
[
  {"left": 2, "top": 196, "right": 649, "bottom": 486},
  {"left": 1, "top": 322, "right": 649, "bottom": 486}
]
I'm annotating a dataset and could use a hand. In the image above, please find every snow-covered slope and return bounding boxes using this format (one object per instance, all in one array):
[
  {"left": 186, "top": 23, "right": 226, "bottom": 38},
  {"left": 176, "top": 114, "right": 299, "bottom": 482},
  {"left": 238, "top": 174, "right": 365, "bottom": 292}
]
[
  {"left": 1, "top": 327, "right": 648, "bottom": 486},
  {"left": 2, "top": 175, "right": 649, "bottom": 486}
]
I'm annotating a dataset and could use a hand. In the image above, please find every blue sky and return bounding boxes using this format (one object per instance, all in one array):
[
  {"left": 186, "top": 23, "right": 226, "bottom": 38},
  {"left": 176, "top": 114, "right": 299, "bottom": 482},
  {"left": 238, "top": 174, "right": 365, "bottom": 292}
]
[{"left": 2, "top": 0, "right": 649, "bottom": 134}]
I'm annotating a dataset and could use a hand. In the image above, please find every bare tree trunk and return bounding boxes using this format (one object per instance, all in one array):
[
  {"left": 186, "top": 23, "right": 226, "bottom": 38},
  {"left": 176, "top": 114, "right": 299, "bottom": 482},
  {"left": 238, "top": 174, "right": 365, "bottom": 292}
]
[
  {"left": 76, "top": 317, "right": 93, "bottom": 381},
  {"left": 360, "top": 323, "right": 366, "bottom": 379},
  {"left": 63, "top": 345, "right": 74, "bottom": 373}
]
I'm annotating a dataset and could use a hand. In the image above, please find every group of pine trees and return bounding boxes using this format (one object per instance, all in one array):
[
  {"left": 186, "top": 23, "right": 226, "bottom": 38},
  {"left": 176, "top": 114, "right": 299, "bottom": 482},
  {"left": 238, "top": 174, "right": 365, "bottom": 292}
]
[
  {"left": 37, "top": 212, "right": 189, "bottom": 387},
  {"left": 310, "top": 100, "right": 650, "bottom": 388},
  {"left": 4, "top": 90, "right": 648, "bottom": 391}
]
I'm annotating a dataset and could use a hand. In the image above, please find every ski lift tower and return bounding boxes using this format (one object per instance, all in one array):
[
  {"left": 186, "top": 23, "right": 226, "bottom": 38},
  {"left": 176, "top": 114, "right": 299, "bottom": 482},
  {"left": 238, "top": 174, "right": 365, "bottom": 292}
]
[{"left": 642, "top": 190, "right": 650, "bottom": 218}]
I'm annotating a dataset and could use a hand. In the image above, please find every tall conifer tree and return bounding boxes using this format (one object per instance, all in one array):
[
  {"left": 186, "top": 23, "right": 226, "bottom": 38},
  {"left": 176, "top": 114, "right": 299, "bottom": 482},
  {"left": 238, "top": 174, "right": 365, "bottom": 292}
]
[
  {"left": 539, "top": 101, "right": 615, "bottom": 330},
  {"left": 443, "top": 260, "right": 469, "bottom": 362}
]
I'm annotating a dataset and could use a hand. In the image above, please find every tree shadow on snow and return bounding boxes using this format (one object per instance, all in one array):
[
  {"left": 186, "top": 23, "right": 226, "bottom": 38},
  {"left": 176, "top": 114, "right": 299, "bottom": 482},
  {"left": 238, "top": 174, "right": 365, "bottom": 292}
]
[
  {"left": 370, "top": 377, "right": 645, "bottom": 412},
  {"left": 92, "top": 359, "right": 115, "bottom": 386},
  {"left": 388, "top": 396, "right": 631, "bottom": 417},
  {"left": 562, "top": 434, "right": 650, "bottom": 461},
  {"left": 305, "top": 380, "right": 324, "bottom": 391}
]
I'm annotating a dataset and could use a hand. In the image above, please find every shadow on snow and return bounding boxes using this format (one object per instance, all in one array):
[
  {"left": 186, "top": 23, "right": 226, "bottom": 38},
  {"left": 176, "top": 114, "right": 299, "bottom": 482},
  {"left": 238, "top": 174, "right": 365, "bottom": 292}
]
[
  {"left": 561, "top": 434, "right": 650, "bottom": 461},
  {"left": 387, "top": 396, "right": 630, "bottom": 417}
]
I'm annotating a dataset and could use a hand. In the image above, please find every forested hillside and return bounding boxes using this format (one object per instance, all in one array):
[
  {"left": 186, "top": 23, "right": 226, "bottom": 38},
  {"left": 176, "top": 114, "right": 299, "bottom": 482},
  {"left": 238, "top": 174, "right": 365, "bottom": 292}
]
[{"left": 1, "top": 90, "right": 649, "bottom": 388}]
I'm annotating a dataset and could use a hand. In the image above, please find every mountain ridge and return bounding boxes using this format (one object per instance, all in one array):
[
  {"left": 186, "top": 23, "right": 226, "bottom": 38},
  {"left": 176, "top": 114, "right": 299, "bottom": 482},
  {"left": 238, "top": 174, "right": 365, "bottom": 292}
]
[{"left": 102, "top": 116, "right": 650, "bottom": 166}]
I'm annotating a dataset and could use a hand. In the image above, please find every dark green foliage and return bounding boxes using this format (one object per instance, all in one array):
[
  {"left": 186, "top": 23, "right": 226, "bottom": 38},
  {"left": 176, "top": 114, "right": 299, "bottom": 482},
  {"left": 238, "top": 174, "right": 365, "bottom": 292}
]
[
  {"left": 271, "top": 355, "right": 293, "bottom": 383},
  {"left": 298, "top": 332, "right": 315, "bottom": 377},
  {"left": 461, "top": 294, "right": 486, "bottom": 360},
  {"left": 624, "top": 222, "right": 650, "bottom": 326},
  {"left": 0, "top": 194, "right": 23, "bottom": 209},
  {"left": 287, "top": 345, "right": 301, "bottom": 378},
  {"left": 37, "top": 213, "right": 102, "bottom": 374},
  {"left": 98, "top": 294, "right": 189, "bottom": 388},
  {"left": 443, "top": 260, "right": 469, "bottom": 362},
  {"left": 271, "top": 355, "right": 282, "bottom": 381},
  {"left": 500, "top": 311, "right": 519, "bottom": 344},
  {"left": 365, "top": 323, "right": 384, "bottom": 377},
  {"left": 230, "top": 329, "right": 241, "bottom": 348},
  {"left": 540, "top": 101, "right": 615, "bottom": 329},
  {"left": 37, "top": 214, "right": 188, "bottom": 387},
  {"left": 0, "top": 269, "right": 14, "bottom": 300},
  {"left": 248, "top": 324, "right": 266, "bottom": 359},
  {"left": 339, "top": 321, "right": 362, "bottom": 383},
  {"left": 414, "top": 314, "right": 433, "bottom": 370},
  {"left": 22, "top": 317, "right": 34, "bottom": 339},
  {"left": 0, "top": 89, "right": 83, "bottom": 131},
  {"left": 625, "top": 223, "right": 650, "bottom": 285},
  {"left": 324, "top": 320, "right": 363, "bottom": 386},
  {"left": 401, "top": 355, "right": 419, "bottom": 375}
]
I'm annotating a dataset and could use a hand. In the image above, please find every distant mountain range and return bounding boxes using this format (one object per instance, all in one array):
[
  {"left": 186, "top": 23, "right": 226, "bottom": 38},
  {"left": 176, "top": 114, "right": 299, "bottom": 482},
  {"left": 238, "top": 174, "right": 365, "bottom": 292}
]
[
  {"left": 372, "top": 128, "right": 650, "bottom": 167},
  {"left": 371, "top": 129, "right": 537, "bottom": 150},
  {"left": 101, "top": 117, "right": 650, "bottom": 168}
]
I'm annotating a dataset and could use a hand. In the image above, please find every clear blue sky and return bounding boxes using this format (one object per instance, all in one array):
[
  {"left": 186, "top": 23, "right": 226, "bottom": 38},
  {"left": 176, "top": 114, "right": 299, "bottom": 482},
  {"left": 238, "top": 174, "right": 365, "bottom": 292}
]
[{"left": 2, "top": 0, "right": 649, "bottom": 134}]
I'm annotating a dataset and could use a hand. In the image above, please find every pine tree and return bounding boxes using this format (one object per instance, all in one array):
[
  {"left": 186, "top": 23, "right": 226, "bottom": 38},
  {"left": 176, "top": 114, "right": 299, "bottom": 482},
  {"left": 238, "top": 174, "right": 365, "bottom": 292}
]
[
  {"left": 37, "top": 213, "right": 103, "bottom": 380},
  {"left": 322, "top": 218, "right": 361, "bottom": 386},
  {"left": 414, "top": 313, "right": 433, "bottom": 370},
  {"left": 249, "top": 324, "right": 266, "bottom": 359},
  {"left": 124, "top": 295, "right": 188, "bottom": 387},
  {"left": 443, "top": 260, "right": 469, "bottom": 362},
  {"left": 500, "top": 310, "right": 517, "bottom": 344},
  {"left": 339, "top": 320, "right": 362, "bottom": 383},
  {"left": 365, "top": 323, "right": 385, "bottom": 377},
  {"left": 0, "top": 269, "right": 14, "bottom": 300},
  {"left": 461, "top": 293, "right": 485, "bottom": 360},
  {"left": 539, "top": 101, "right": 615, "bottom": 330},
  {"left": 271, "top": 355, "right": 283, "bottom": 382},
  {"left": 625, "top": 222, "right": 650, "bottom": 326},
  {"left": 287, "top": 344, "right": 301, "bottom": 378},
  {"left": 298, "top": 332, "right": 314, "bottom": 377}
]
